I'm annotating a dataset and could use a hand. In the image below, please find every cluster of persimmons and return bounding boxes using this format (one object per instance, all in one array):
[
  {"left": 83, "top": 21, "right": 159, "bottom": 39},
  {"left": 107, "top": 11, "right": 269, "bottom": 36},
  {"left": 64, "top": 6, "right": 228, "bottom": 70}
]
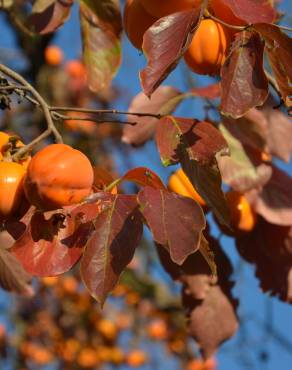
[
  {"left": 124, "top": 0, "right": 243, "bottom": 76},
  {"left": 0, "top": 269, "right": 217, "bottom": 369}
]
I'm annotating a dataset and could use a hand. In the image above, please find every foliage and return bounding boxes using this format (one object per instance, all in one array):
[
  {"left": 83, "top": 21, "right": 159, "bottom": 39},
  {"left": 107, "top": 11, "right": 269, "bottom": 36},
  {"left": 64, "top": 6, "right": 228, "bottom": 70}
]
[{"left": 0, "top": 0, "right": 291, "bottom": 367}]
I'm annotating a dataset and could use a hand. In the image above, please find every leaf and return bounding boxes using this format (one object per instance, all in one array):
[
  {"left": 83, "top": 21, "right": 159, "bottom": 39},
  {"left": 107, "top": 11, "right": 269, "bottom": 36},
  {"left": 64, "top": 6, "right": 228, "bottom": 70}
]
[
  {"left": 80, "top": 2, "right": 122, "bottom": 92},
  {"left": 156, "top": 116, "right": 230, "bottom": 225},
  {"left": 199, "top": 235, "right": 217, "bottom": 279},
  {"left": 189, "top": 83, "right": 221, "bottom": 100},
  {"left": 138, "top": 187, "right": 206, "bottom": 265},
  {"left": 253, "top": 24, "right": 292, "bottom": 106},
  {"left": 121, "top": 167, "right": 166, "bottom": 190},
  {"left": 211, "top": 0, "right": 276, "bottom": 25},
  {"left": 140, "top": 8, "right": 203, "bottom": 97},
  {"left": 236, "top": 218, "right": 292, "bottom": 302},
  {"left": 185, "top": 285, "right": 239, "bottom": 358},
  {"left": 247, "top": 166, "right": 292, "bottom": 226},
  {"left": 93, "top": 167, "right": 116, "bottom": 192},
  {"left": 218, "top": 124, "right": 272, "bottom": 192},
  {"left": 122, "top": 86, "right": 181, "bottom": 146},
  {"left": 10, "top": 207, "right": 97, "bottom": 277},
  {"left": 220, "top": 31, "right": 269, "bottom": 118},
  {"left": 29, "top": 0, "right": 73, "bottom": 34},
  {"left": 80, "top": 195, "right": 143, "bottom": 305},
  {"left": 0, "top": 248, "right": 33, "bottom": 296}
]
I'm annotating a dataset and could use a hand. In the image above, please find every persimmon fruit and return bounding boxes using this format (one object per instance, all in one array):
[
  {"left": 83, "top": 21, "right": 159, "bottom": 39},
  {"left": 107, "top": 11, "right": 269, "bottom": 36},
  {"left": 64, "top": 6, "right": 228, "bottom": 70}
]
[
  {"left": 23, "top": 144, "right": 94, "bottom": 210},
  {"left": 124, "top": 0, "right": 158, "bottom": 50},
  {"left": 168, "top": 168, "right": 206, "bottom": 207},
  {"left": 184, "top": 19, "right": 231, "bottom": 75},
  {"left": 126, "top": 349, "right": 147, "bottom": 367},
  {"left": 0, "top": 161, "right": 26, "bottom": 217},
  {"left": 140, "top": 0, "right": 201, "bottom": 18},
  {"left": 44, "top": 45, "right": 64, "bottom": 66},
  {"left": 64, "top": 111, "right": 97, "bottom": 135},
  {"left": 65, "top": 60, "right": 86, "bottom": 79},
  {"left": 226, "top": 191, "right": 257, "bottom": 232}
]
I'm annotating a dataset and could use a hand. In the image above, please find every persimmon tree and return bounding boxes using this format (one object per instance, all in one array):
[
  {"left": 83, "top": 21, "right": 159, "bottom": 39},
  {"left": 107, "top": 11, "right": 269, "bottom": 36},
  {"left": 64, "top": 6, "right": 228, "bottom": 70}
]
[{"left": 0, "top": 0, "right": 291, "bottom": 367}]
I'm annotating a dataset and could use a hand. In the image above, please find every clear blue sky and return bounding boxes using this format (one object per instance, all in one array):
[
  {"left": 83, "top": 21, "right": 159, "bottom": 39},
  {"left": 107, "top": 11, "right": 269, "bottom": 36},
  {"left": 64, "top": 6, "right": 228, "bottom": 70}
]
[{"left": 0, "top": 2, "right": 292, "bottom": 370}]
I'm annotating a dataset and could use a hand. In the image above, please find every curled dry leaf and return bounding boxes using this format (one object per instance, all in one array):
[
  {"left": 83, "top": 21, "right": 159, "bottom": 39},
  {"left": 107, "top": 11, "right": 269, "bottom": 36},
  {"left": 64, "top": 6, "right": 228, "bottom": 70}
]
[
  {"left": 29, "top": 0, "right": 73, "bottom": 34},
  {"left": 122, "top": 86, "right": 182, "bottom": 146}
]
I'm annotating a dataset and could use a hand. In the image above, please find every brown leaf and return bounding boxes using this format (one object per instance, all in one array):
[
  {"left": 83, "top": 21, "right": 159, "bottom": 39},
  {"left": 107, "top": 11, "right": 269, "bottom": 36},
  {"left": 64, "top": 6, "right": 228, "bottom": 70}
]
[
  {"left": 253, "top": 23, "right": 292, "bottom": 106},
  {"left": 185, "top": 285, "right": 239, "bottom": 358},
  {"left": 156, "top": 116, "right": 230, "bottom": 225},
  {"left": 247, "top": 166, "right": 292, "bottom": 226},
  {"left": 122, "top": 86, "right": 181, "bottom": 146},
  {"left": 237, "top": 218, "right": 292, "bottom": 302},
  {"left": 80, "top": 195, "right": 143, "bottom": 305},
  {"left": 29, "top": 0, "right": 73, "bottom": 34},
  {"left": 80, "top": 2, "right": 122, "bottom": 92},
  {"left": 138, "top": 187, "right": 206, "bottom": 265},
  {"left": 140, "top": 8, "right": 203, "bottom": 97},
  {"left": 218, "top": 123, "right": 272, "bottom": 192},
  {"left": 0, "top": 248, "right": 33, "bottom": 296},
  {"left": 220, "top": 31, "right": 269, "bottom": 118},
  {"left": 189, "top": 83, "right": 221, "bottom": 100}
]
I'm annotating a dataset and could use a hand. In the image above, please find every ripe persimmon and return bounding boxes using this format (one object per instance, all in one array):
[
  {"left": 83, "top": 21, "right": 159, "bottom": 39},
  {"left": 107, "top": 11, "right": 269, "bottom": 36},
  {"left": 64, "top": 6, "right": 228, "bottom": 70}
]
[
  {"left": 24, "top": 144, "right": 94, "bottom": 210},
  {"left": 77, "top": 348, "right": 99, "bottom": 368},
  {"left": 140, "top": 0, "right": 201, "bottom": 18},
  {"left": 0, "top": 161, "right": 26, "bottom": 217},
  {"left": 96, "top": 319, "right": 118, "bottom": 340},
  {"left": 124, "top": 0, "right": 158, "bottom": 50},
  {"left": 126, "top": 349, "right": 147, "bottom": 367},
  {"left": 147, "top": 319, "right": 168, "bottom": 340},
  {"left": 168, "top": 168, "right": 206, "bottom": 207},
  {"left": 209, "top": 0, "right": 246, "bottom": 26},
  {"left": 184, "top": 19, "right": 231, "bottom": 75},
  {"left": 44, "top": 45, "right": 64, "bottom": 66},
  {"left": 226, "top": 191, "right": 257, "bottom": 232},
  {"left": 65, "top": 60, "right": 86, "bottom": 79}
]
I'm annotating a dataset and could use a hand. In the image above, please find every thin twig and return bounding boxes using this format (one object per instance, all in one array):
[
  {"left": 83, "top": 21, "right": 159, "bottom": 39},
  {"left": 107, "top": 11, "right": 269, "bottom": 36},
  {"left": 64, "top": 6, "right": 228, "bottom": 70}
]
[
  {"left": 12, "top": 130, "right": 52, "bottom": 161},
  {"left": 54, "top": 112, "right": 137, "bottom": 125},
  {"left": 0, "top": 63, "right": 63, "bottom": 144},
  {"left": 204, "top": 11, "right": 246, "bottom": 31},
  {"left": 50, "top": 106, "right": 162, "bottom": 119}
]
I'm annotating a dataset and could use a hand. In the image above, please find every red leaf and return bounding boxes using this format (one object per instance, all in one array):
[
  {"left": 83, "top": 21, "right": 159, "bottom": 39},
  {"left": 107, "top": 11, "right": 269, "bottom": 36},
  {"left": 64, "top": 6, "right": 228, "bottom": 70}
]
[
  {"left": 185, "top": 285, "right": 239, "bottom": 358},
  {"left": 189, "top": 83, "right": 221, "bottom": 100},
  {"left": 220, "top": 31, "right": 269, "bottom": 118},
  {"left": 138, "top": 187, "right": 205, "bottom": 265},
  {"left": 237, "top": 218, "right": 292, "bottom": 302},
  {"left": 122, "top": 86, "right": 181, "bottom": 146},
  {"left": 121, "top": 167, "right": 166, "bottom": 190},
  {"left": 211, "top": 0, "right": 276, "bottom": 25},
  {"left": 80, "top": 195, "right": 143, "bottom": 305},
  {"left": 156, "top": 116, "right": 230, "bottom": 225},
  {"left": 140, "top": 8, "right": 203, "bottom": 97},
  {"left": 10, "top": 207, "right": 97, "bottom": 277},
  {"left": 29, "top": 0, "right": 73, "bottom": 34},
  {"left": 247, "top": 166, "right": 292, "bottom": 226},
  {"left": 0, "top": 248, "right": 33, "bottom": 296},
  {"left": 253, "top": 24, "right": 292, "bottom": 106}
]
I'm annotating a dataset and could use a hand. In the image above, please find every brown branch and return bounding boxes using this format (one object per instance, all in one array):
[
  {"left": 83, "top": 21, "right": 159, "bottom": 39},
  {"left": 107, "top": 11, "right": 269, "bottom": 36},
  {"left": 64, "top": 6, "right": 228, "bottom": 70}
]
[
  {"left": 204, "top": 10, "right": 246, "bottom": 31},
  {"left": 0, "top": 63, "right": 63, "bottom": 145}
]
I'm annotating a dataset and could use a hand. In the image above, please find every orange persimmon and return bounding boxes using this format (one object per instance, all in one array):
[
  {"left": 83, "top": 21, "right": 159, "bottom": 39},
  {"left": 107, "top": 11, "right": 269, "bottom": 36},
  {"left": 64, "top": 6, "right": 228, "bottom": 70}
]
[
  {"left": 168, "top": 168, "right": 206, "bottom": 207},
  {"left": 184, "top": 19, "right": 231, "bottom": 75},
  {"left": 24, "top": 144, "right": 94, "bottom": 210},
  {"left": 226, "top": 191, "right": 257, "bottom": 232},
  {"left": 126, "top": 349, "right": 147, "bottom": 367},
  {"left": 0, "top": 161, "right": 26, "bottom": 217},
  {"left": 124, "top": 0, "right": 158, "bottom": 50},
  {"left": 140, "top": 0, "right": 201, "bottom": 18},
  {"left": 44, "top": 45, "right": 64, "bottom": 66}
]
